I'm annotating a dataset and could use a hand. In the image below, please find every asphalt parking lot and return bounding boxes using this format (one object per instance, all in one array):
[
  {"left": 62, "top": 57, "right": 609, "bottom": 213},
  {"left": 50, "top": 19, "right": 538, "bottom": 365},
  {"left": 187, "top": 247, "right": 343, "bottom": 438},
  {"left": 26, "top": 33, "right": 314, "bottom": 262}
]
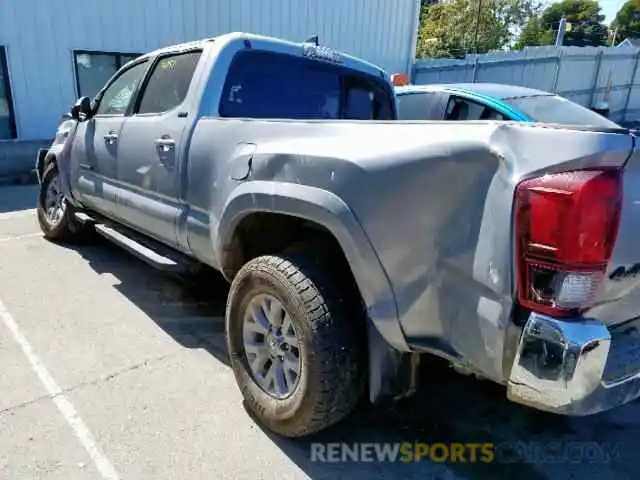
[{"left": 1, "top": 184, "right": 639, "bottom": 480}]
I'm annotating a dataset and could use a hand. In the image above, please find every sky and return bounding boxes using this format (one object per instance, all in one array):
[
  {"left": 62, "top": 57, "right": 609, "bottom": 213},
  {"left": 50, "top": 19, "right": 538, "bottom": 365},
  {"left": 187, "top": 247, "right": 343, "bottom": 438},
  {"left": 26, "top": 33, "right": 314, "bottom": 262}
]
[
  {"left": 595, "top": 0, "right": 626, "bottom": 24},
  {"left": 544, "top": 0, "right": 626, "bottom": 25}
]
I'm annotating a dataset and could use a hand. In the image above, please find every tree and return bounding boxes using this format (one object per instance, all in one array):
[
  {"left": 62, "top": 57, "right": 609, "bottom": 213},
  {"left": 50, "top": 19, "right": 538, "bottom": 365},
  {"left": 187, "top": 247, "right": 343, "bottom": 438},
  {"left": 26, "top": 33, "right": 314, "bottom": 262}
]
[
  {"left": 517, "top": 0, "right": 608, "bottom": 48},
  {"left": 516, "top": 15, "right": 546, "bottom": 48},
  {"left": 416, "top": 0, "right": 542, "bottom": 58},
  {"left": 611, "top": 0, "right": 640, "bottom": 42}
]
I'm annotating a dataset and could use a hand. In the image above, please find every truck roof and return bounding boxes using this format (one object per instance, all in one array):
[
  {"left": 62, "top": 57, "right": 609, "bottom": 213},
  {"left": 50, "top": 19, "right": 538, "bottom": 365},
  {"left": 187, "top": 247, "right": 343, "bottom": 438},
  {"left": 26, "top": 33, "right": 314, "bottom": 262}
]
[
  {"left": 395, "top": 83, "right": 553, "bottom": 100},
  {"left": 138, "top": 32, "right": 388, "bottom": 81}
]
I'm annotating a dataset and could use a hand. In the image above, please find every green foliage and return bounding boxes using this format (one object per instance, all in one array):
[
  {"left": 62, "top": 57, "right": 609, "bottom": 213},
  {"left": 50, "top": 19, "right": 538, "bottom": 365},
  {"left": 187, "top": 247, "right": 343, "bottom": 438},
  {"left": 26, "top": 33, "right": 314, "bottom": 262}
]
[
  {"left": 416, "top": 0, "right": 542, "bottom": 58},
  {"left": 517, "top": 0, "right": 609, "bottom": 48},
  {"left": 611, "top": 0, "right": 640, "bottom": 42},
  {"left": 516, "top": 15, "right": 545, "bottom": 48}
]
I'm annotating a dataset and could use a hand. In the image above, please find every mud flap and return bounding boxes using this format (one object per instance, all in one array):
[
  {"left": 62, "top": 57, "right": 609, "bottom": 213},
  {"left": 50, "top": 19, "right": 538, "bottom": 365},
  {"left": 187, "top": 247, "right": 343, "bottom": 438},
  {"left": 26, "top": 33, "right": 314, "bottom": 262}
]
[
  {"left": 35, "top": 148, "right": 49, "bottom": 184},
  {"left": 367, "top": 320, "right": 420, "bottom": 404}
]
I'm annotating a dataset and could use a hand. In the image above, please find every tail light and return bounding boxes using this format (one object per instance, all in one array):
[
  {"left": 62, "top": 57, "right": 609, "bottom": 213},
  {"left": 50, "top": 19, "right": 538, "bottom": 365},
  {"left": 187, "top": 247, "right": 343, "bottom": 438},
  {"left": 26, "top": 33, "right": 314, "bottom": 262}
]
[
  {"left": 515, "top": 169, "right": 623, "bottom": 317},
  {"left": 391, "top": 73, "right": 409, "bottom": 86}
]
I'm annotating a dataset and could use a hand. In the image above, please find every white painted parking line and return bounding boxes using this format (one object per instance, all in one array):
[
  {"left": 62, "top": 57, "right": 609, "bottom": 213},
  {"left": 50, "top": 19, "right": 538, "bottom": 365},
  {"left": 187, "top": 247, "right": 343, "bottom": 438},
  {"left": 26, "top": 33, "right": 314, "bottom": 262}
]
[
  {"left": 0, "top": 209, "right": 37, "bottom": 220},
  {"left": 0, "top": 298, "right": 121, "bottom": 480},
  {"left": 0, "top": 233, "right": 42, "bottom": 243}
]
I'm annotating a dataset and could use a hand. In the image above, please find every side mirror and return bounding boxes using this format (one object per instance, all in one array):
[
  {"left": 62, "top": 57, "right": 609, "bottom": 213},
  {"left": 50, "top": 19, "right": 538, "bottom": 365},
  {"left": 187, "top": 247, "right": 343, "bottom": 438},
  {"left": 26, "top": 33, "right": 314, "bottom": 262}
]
[{"left": 71, "top": 96, "right": 92, "bottom": 121}]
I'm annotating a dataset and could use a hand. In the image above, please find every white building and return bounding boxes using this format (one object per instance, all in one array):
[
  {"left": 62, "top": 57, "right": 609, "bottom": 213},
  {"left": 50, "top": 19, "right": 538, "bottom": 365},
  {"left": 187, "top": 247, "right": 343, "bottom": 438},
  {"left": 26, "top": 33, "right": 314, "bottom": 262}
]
[{"left": 0, "top": 0, "right": 421, "bottom": 145}]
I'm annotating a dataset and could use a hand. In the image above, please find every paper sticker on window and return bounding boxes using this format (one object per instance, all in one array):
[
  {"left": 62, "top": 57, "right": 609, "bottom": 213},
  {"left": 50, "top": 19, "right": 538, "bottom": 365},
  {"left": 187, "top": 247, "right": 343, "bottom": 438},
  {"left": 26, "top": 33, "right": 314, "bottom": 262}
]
[
  {"left": 161, "top": 59, "right": 177, "bottom": 70},
  {"left": 229, "top": 85, "right": 242, "bottom": 103}
]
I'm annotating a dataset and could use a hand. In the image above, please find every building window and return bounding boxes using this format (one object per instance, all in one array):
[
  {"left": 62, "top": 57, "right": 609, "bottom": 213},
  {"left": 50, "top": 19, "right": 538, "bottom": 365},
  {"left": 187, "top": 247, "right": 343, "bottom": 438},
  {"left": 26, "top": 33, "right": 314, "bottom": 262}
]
[
  {"left": 73, "top": 51, "right": 142, "bottom": 100},
  {"left": 0, "top": 46, "right": 17, "bottom": 139}
]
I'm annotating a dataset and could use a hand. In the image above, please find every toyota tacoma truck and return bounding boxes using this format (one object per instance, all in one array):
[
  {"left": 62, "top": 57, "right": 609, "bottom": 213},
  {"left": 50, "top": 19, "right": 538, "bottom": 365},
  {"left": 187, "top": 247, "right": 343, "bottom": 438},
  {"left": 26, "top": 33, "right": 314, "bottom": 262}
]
[{"left": 36, "top": 32, "right": 640, "bottom": 438}]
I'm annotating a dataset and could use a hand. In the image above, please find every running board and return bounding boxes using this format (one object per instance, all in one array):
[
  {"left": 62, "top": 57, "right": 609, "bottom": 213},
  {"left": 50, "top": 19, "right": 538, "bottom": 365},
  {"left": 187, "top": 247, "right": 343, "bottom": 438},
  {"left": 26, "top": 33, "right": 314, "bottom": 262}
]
[
  {"left": 74, "top": 212, "right": 95, "bottom": 224},
  {"left": 93, "top": 223, "right": 199, "bottom": 275}
]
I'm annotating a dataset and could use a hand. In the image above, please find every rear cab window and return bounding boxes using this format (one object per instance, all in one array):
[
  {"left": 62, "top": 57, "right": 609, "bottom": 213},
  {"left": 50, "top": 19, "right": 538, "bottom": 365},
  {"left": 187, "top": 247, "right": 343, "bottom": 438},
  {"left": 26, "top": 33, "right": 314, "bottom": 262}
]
[{"left": 218, "top": 50, "right": 394, "bottom": 120}]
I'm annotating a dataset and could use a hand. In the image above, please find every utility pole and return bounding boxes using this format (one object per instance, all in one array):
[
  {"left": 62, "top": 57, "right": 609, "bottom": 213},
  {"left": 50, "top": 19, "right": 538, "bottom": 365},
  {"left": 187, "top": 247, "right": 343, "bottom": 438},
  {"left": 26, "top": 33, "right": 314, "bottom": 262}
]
[
  {"left": 611, "top": 27, "right": 618, "bottom": 47},
  {"left": 555, "top": 17, "right": 567, "bottom": 47},
  {"left": 473, "top": 0, "right": 483, "bottom": 54}
]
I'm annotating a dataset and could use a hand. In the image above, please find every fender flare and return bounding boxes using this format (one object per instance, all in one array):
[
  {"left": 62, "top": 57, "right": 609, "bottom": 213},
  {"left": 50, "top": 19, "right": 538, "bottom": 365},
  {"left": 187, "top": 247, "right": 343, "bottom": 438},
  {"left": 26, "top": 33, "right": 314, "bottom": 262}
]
[{"left": 216, "top": 180, "right": 410, "bottom": 352}]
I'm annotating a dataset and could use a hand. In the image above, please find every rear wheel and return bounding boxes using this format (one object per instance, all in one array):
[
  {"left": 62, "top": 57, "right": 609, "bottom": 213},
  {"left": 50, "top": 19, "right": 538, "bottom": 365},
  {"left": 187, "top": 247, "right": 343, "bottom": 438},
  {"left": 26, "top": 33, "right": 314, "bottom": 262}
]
[
  {"left": 226, "top": 250, "right": 365, "bottom": 438},
  {"left": 37, "top": 163, "right": 86, "bottom": 242}
]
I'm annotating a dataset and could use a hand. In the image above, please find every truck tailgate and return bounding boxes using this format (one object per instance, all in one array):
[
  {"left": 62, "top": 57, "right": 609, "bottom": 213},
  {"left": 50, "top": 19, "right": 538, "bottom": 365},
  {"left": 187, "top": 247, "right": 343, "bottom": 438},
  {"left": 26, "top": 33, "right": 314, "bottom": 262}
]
[{"left": 590, "top": 134, "right": 640, "bottom": 326}]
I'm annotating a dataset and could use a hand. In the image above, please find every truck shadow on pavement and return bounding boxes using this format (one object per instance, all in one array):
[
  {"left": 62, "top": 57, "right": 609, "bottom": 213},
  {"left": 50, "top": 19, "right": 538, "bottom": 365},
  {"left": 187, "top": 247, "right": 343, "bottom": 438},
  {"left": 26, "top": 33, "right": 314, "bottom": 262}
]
[
  {"left": 66, "top": 236, "right": 639, "bottom": 480},
  {"left": 67, "top": 235, "right": 232, "bottom": 367}
]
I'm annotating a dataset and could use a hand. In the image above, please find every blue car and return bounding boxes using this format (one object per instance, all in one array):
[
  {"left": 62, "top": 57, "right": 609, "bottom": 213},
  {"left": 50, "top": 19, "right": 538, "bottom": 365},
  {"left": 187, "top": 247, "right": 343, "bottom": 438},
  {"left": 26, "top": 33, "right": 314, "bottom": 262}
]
[{"left": 394, "top": 83, "right": 620, "bottom": 127}]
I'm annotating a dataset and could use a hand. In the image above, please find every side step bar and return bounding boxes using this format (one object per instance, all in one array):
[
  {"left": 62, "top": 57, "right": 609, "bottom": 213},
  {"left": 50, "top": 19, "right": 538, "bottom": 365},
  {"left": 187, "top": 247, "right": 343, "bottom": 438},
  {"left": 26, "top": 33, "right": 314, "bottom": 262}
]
[{"left": 77, "top": 213, "right": 200, "bottom": 275}]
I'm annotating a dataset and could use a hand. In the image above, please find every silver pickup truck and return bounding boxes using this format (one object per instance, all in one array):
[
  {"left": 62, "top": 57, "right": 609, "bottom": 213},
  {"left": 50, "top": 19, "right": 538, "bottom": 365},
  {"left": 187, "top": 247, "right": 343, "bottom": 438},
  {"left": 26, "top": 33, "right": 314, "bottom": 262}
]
[{"left": 36, "top": 32, "right": 640, "bottom": 438}]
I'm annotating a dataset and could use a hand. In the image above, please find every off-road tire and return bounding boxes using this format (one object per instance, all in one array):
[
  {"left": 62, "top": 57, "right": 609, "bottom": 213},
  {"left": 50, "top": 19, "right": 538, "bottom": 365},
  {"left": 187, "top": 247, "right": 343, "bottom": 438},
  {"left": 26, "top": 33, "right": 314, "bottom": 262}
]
[
  {"left": 37, "top": 163, "right": 86, "bottom": 242},
  {"left": 226, "top": 250, "right": 366, "bottom": 438}
]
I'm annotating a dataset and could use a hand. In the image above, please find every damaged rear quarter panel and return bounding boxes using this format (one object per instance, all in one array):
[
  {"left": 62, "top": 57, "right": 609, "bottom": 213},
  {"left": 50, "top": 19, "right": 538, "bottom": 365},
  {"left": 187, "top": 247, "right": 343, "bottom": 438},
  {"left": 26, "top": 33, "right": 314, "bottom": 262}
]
[
  {"left": 338, "top": 122, "right": 518, "bottom": 382},
  {"left": 220, "top": 120, "right": 519, "bottom": 382},
  {"left": 192, "top": 118, "right": 632, "bottom": 384},
  {"left": 317, "top": 121, "right": 632, "bottom": 383}
]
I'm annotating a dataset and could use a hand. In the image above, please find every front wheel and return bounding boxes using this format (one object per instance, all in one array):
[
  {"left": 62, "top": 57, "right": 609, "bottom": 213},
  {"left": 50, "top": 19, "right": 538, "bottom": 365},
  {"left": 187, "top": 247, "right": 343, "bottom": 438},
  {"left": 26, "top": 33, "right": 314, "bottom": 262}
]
[
  {"left": 37, "top": 163, "right": 85, "bottom": 242},
  {"left": 226, "top": 252, "right": 366, "bottom": 438}
]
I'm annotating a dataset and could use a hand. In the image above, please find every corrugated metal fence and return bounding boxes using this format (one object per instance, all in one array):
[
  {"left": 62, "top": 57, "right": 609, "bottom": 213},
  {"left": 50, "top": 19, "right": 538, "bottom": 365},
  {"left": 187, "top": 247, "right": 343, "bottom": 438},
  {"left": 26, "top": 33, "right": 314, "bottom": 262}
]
[{"left": 412, "top": 46, "right": 640, "bottom": 124}]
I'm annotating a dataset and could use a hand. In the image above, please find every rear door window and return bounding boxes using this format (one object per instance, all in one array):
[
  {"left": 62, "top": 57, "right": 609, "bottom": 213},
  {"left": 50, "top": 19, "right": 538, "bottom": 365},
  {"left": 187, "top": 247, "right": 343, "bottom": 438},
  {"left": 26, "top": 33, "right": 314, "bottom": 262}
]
[
  {"left": 136, "top": 51, "right": 202, "bottom": 115},
  {"left": 219, "top": 50, "right": 393, "bottom": 120}
]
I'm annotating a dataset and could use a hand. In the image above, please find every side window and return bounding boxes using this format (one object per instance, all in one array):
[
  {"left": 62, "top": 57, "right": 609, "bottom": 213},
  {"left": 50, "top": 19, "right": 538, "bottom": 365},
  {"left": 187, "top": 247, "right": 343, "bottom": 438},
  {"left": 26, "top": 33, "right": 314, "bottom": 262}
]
[
  {"left": 444, "top": 95, "right": 506, "bottom": 121},
  {"left": 481, "top": 108, "right": 507, "bottom": 121},
  {"left": 396, "top": 92, "right": 436, "bottom": 120},
  {"left": 136, "top": 51, "right": 202, "bottom": 115},
  {"left": 95, "top": 61, "right": 148, "bottom": 116}
]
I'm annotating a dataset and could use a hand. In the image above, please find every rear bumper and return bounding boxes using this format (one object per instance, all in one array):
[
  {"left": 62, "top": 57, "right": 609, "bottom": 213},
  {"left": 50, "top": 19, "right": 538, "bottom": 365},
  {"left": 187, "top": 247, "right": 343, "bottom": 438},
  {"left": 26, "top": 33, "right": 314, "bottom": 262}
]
[{"left": 507, "top": 313, "right": 640, "bottom": 416}]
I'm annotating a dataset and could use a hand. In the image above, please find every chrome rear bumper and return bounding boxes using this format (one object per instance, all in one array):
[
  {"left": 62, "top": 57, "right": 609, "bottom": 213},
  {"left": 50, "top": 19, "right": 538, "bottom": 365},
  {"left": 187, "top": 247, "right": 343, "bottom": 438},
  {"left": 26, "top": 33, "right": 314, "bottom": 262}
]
[{"left": 507, "top": 313, "right": 640, "bottom": 415}]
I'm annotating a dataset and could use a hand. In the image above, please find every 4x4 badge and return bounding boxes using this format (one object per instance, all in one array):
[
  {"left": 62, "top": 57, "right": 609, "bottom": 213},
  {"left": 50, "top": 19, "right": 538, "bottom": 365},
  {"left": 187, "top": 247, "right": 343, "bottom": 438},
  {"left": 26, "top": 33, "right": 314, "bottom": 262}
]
[{"left": 609, "top": 264, "right": 640, "bottom": 281}]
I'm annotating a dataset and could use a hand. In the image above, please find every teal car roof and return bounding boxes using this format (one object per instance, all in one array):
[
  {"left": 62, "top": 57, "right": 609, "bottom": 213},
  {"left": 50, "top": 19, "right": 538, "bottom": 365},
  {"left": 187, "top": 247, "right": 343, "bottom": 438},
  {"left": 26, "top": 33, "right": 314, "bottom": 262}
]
[
  {"left": 394, "top": 83, "right": 553, "bottom": 100},
  {"left": 394, "top": 83, "right": 553, "bottom": 121}
]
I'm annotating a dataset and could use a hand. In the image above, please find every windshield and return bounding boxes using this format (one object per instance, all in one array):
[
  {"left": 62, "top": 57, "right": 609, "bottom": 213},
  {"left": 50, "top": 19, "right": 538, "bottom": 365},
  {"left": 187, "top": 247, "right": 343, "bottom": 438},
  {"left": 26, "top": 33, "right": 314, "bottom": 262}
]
[{"left": 504, "top": 94, "right": 621, "bottom": 128}]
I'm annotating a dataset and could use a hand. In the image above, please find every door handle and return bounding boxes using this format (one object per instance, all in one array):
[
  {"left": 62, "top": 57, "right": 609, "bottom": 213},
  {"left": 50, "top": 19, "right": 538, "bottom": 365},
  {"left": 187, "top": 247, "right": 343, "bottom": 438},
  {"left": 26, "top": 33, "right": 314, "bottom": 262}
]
[
  {"left": 154, "top": 137, "right": 176, "bottom": 153},
  {"left": 104, "top": 131, "right": 118, "bottom": 145}
]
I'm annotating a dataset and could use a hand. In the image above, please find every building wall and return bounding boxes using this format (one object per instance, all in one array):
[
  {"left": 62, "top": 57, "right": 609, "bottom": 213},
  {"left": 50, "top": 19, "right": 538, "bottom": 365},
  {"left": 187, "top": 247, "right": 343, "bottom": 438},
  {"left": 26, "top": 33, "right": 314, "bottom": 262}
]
[{"left": 0, "top": 0, "right": 420, "bottom": 141}]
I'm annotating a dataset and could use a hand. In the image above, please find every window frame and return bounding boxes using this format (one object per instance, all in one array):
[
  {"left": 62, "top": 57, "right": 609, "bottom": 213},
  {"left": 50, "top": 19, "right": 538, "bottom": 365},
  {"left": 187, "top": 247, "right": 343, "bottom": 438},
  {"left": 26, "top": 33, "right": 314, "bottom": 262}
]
[
  {"left": 73, "top": 49, "right": 143, "bottom": 100},
  {"left": 91, "top": 59, "right": 151, "bottom": 118},
  {"left": 130, "top": 48, "right": 204, "bottom": 118},
  {"left": 0, "top": 46, "right": 17, "bottom": 139}
]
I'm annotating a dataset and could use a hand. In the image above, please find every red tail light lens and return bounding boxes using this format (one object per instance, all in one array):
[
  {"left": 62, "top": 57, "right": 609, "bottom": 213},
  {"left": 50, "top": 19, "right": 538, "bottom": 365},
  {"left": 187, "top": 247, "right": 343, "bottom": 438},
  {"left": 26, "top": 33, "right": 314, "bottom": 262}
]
[{"left": 515, "top": 169, "right": 623, "bottom": 317}]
